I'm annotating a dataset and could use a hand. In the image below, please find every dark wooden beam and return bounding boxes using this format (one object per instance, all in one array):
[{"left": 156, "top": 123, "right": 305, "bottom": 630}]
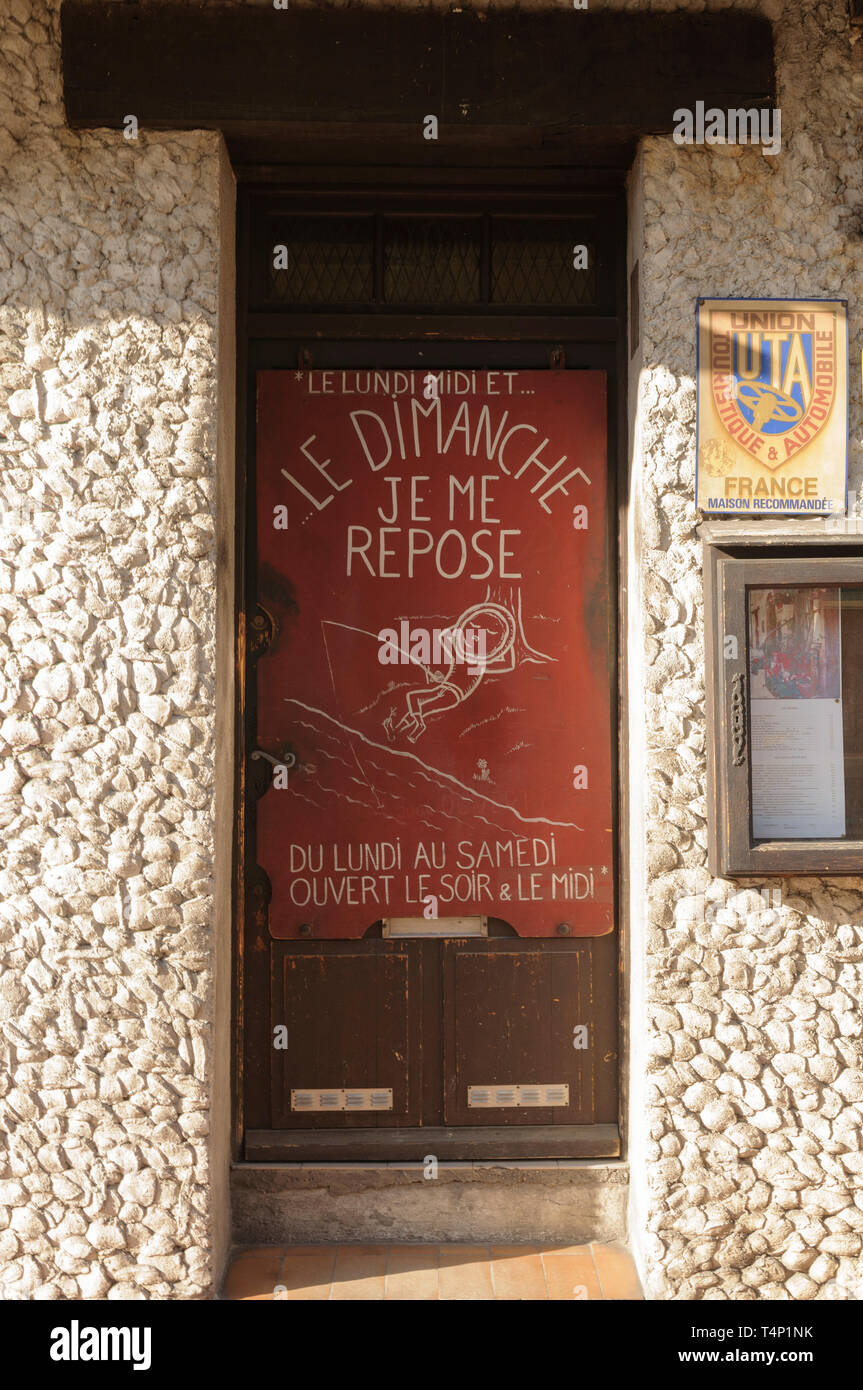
[
  {"left": 222, "top": 122, "right": 643, "bottom": 173},
  {"left": 61, "top": 3, "right": 775, "bottom": 168},
  {"left": 851, "top": 0, "right": 863, "bottom": 24}
]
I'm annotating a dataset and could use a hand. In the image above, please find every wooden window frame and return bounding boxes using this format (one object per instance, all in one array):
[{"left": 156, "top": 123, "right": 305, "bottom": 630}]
[{"left": 704, "top": 533, "right": 863, "bottom": 875}]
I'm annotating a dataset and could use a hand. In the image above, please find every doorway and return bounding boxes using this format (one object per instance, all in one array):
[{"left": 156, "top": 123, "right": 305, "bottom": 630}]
[{"left": 235, "top": 187, "right": 625, "bottom": 1162}]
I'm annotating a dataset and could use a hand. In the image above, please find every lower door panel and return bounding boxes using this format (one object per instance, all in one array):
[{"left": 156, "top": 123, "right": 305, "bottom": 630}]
[
  {"left": 443, "top": 941, "right": 594, "bottom": 1126},
  {"left": 247, "top": 935, "right": 618, "bottom": 1159}
]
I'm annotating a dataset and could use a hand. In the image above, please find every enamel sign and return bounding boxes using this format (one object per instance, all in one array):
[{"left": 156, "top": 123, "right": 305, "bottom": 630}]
[
  {"left": 254, "top": 369, "right": 613, "bottom": 938},
  {"left": 696, "top": 298, "right": 848, "bottom": 515}
]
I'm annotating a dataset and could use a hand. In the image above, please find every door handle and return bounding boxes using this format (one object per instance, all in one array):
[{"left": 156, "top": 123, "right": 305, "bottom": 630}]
[
  {"left": 249, "top": 745, "right": 300, "bottom": 794},
  {"left": 250, "top": 747, "right": 297, "bottom": 771}
]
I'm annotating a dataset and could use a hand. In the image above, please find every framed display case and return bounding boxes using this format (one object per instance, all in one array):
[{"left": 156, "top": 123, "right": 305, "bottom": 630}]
[{"left": 704, "top": 528, "right": 863, "bottom": 874}]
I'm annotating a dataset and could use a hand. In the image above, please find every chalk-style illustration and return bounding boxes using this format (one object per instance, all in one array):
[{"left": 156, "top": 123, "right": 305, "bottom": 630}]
[
  {"left": 382, "top": 600, "right": 516, "bottom": 743},
  {"left": 320, "top": 585, "right": 555, "bottom": 745},
  {"left": 473, "top": 758, "right": 493, "bottom": 784},
  {"left": 381, "top": 586, "right": 554, "bottom": 744},
  {"left": 283, "top": 697, "right": 582, "bottom": 832}
]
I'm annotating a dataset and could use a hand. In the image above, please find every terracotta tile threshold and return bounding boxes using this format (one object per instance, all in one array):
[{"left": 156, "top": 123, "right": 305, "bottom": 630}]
[{"left": 224, "top": 1242, "right": 642, "bottom": 1300}]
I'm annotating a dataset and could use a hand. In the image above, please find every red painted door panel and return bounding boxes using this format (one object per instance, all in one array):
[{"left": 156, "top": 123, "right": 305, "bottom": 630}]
[{"left": 254, "top": 369, "right": 613, "bottom": 938}]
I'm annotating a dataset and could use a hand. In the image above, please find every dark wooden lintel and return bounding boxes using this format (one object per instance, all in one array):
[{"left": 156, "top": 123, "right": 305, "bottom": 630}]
[
  {"left": 223, "top": 123, "right": 643, "bottom": 172},
  {"left": 61, "top": 4, "right": 775, "bottom": 168}
]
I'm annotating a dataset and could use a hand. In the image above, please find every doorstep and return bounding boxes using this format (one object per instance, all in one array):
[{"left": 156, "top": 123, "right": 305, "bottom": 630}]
[
  {"left": 223, "top": 1242, "right": 643, "bottom": 1300},
  {"left": 231, "top": 1159, "right": 628, "bottom": 1245}
]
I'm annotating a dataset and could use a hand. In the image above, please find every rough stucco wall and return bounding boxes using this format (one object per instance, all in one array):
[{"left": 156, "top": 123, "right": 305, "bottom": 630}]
[
  {"left": 3, "top": 0, "right": 863, "bottom": 1305},
  {"left": 633, "top": 0, "right": 863, "bottom": 1299},
  {"left": 0, "top": 0, "right": 227, "bottom": 1298}
]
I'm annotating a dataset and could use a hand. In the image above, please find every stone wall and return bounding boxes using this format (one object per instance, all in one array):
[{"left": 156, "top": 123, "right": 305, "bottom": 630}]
[
  {"left": 2, "top": 0, "right": 862, "bottom": 1303},
  {"left": 629, "top": 0, "right": 863, "bottom": 1300},
  {"left": 0, "top": 0, "right": 232, "bottom": 1299}
]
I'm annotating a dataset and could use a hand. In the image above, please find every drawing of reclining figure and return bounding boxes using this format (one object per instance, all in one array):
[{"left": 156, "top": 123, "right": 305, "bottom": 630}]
[{"left": 382, "top": 586, "right": 554, "bottom": 744}]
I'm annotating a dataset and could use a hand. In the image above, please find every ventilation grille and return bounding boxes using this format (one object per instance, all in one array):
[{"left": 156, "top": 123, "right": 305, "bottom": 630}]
[
  {"left": 291, "top": 1088, "right": 393, "bottom": 1112},
  {"left": 468, "top": 1083, "right": 570, "bottom": 1109}
]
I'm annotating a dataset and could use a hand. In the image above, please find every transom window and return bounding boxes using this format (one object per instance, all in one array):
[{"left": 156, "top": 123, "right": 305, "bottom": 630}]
[{"left": 254, "top": 211, "right": 612, "bottom": 312}]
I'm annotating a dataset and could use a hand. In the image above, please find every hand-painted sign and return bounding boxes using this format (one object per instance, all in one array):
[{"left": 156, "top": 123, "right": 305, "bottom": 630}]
[
  {"left": 696, "top": 298, "right": 848, "bottom": 515},
  {"left": 255, "top": 369, "right": 613, "bottom": 937}
]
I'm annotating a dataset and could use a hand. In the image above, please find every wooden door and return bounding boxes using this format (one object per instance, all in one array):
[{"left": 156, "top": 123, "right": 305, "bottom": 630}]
[{"left": 240, "top": 350, "right": 619, "bottom": 1161}]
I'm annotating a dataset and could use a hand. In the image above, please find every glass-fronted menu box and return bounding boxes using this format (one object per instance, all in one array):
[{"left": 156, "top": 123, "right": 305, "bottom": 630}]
[{"left": 703, "top": 529, "right": 863, "bottom": 874}]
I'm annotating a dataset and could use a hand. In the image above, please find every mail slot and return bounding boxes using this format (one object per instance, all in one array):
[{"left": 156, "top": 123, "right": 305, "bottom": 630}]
[{"left": 382, "top": 916, "right": 488, "bottom": 938}]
